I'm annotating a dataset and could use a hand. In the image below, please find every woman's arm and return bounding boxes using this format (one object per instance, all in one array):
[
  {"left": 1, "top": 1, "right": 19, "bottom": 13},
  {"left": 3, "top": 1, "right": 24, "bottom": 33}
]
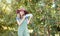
[
  {"left": 16, "top": 16, "right": 25, "bottom": 26},
  {"left": 27, "top": 15, "right": 33, "bottom": 24},
  {"left": 25, "top": 14, "right": 33, "bottom": 24}
]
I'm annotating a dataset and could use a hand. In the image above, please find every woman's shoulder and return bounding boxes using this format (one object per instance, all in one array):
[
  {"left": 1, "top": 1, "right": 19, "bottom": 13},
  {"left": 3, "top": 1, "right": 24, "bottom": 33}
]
[
  {"left": 25, "top": 14, "right": 33, "bottom": 17},
  {"left": 16, "top": 17, "right": 20, "bottom": 20},
  {"left": 24, "top": 14, "right": 33, "bottom": 19}
]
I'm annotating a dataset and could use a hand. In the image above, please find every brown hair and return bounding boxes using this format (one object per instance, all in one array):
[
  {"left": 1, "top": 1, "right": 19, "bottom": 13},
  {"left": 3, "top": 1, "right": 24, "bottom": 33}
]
[{"left": 16, "top": 8, "right": 29, "bottom": 18}]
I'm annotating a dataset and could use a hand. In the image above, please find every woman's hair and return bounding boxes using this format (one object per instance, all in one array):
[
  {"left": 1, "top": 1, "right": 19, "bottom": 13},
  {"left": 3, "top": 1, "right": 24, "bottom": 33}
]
[
  {"left": 16, "top": 8, "right": 28, "bottom": 15},
  {"left": 16, "top": 8, "right": 29, "bottom": 18}
]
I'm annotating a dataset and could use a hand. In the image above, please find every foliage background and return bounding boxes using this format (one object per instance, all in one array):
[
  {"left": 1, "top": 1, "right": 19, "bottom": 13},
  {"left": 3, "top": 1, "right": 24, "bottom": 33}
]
[{"left": 0, "top": 0, "right": 60, "bottom": 36}]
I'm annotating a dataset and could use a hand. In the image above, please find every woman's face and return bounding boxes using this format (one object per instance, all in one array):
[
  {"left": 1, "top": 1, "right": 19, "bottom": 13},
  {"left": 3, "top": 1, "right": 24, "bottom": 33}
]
[{"left": 19, "top": 11, "right": 25, "bottom": 16}]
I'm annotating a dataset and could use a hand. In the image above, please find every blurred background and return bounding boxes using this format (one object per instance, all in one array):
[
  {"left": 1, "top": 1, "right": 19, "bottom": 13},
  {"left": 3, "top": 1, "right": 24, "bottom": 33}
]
[{"left": 0, "top": 0, "right": 60, "bottom": 36}]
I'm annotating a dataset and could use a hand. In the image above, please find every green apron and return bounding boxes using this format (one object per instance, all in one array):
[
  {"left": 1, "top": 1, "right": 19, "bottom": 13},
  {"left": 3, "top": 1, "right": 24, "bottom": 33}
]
[{"left": 16, "top": 17, "right": 30, "bottom": 36}]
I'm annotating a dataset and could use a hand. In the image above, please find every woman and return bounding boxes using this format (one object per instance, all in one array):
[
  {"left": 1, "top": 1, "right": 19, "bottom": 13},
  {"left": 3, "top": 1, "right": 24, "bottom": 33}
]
[{"left": 16, "top": 8, "right": 33, "bottom": 36}]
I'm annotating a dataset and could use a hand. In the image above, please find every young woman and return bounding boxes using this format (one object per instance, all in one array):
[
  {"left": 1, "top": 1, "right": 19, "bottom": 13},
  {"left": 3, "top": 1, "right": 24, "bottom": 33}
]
[{"left": 16, "top": 8, "right": 33, "bottom": 36}]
